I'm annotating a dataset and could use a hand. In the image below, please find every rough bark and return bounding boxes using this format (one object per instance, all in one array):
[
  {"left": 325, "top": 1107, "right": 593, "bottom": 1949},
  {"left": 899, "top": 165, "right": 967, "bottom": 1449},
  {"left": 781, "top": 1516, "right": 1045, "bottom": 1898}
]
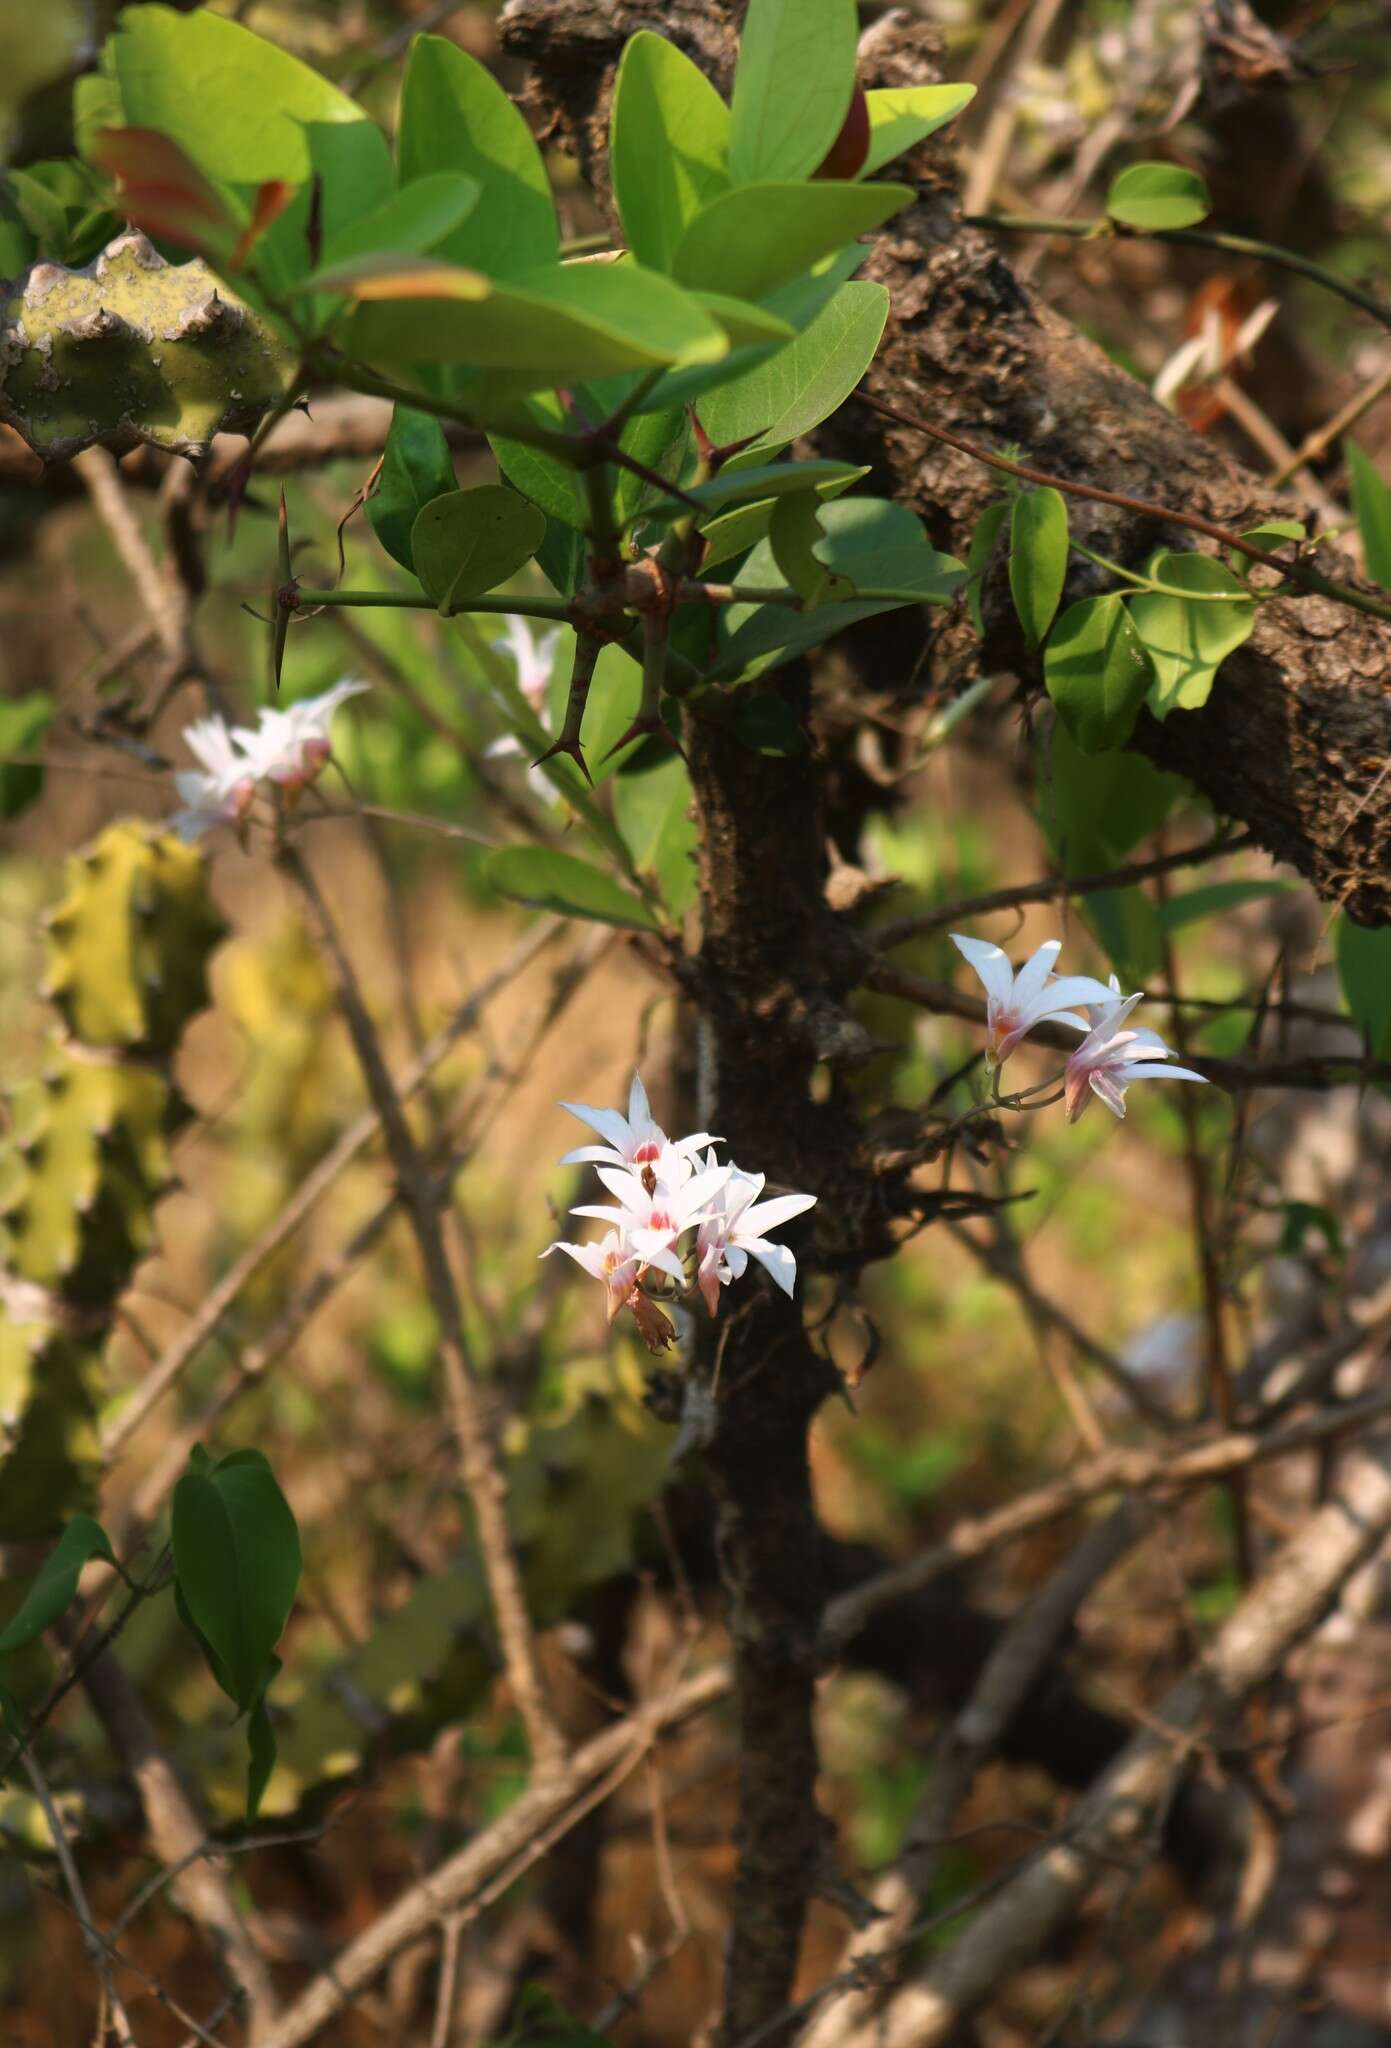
[{"left": 503, "top": 0, "right": 1391, "bottom": 926}]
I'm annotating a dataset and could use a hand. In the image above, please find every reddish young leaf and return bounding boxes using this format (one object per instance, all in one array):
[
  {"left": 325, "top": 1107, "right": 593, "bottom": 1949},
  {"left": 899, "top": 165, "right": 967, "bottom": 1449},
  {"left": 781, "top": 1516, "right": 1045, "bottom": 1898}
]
[{"left": 91, "top": 126, "right": 236, "bottom": 253}]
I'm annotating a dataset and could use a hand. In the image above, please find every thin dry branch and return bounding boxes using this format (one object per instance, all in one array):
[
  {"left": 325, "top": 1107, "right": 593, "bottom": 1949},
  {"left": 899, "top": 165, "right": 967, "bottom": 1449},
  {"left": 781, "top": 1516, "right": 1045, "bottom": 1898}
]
[
  {"left": 852, "top": 1446, "right": 1391, "bottom": 2048},
  {"left": 242, "top": 1389, "right": 1391, "bottom": 2048},
  {"left": 281, "top": 842, "right": 566, "bottom": 1775}
]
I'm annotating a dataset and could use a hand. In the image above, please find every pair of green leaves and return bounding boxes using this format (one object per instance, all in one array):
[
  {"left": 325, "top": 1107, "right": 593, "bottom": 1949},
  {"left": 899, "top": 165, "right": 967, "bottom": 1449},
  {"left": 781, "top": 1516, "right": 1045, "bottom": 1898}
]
[
  {"left": 367, "top": 410, "right": 545, "bottom": 603},
  {"left": 172, "top": 1447, "right": 302, "bottom": 1820},
  {"left": 990, "top": 487, "right": 1258, "bottom": 752},
  {"left": 0, "top": 1447, "right": 299, "bottom": 1821},
  {"left": 609, "top": 18, "right": 973, "bottom": 279}
]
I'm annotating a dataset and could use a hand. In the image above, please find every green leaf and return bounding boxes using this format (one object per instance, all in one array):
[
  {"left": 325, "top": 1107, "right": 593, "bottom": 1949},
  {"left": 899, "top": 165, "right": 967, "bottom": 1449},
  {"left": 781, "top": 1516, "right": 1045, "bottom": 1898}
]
[
  {"left": 397, "top": 35, "right": 559, "bottom": 278},
  {"left": 699, "top": 466, "right": 867, "bottom": 568},
  {"left": 693, "top": 293, "right": 796, "bottom": 350},
  {"left": 316, "top": 173, "right": 480, "bottom": 274},
  {"left": 246, "top": 1659, "right": 280, "bottom": 1820},
  {"left": 673, "top": 181, "right": 911, "bottom": 302},
  {"left": 1085, "top": 886, "right": 1164, "bottom": 986},
  {"left": 611, "top": 31, "right": 730, "bottom": 271},
  {"left": 729, "top": 0, "right": 859, "bottom": 185},
  {"left": 1346, "top": 440, "right": 1391, "bottom": 588},
  {"left": 1336, "top": 915, "right": 1391, "bottom": 1056},
  {"left": 695, "top": 279, "right": 888, "bottom": 459},
  {"left": 97, "top": 6, "right": 394, "bottom": 278},
  {"left": 367, "top": 407, "right": 457, "bottom": 572},
  {"left": 171, "top": 1449, "right": 300, "bottom": 1715},
  {"left": 769, "top": 490, "right": 856, "bottom": 603},
  {"left": 0, "top": 692, "right": 55, "bottom": 821},
  {"left": 484, "top": 847, "right": 659, "bottom": 931},
  {"left": 637, "top": 458, "right": 866, "bottom": 530},
  {"left": 1043, "top": 593, "right": 1153, "bottom": 752},
  {"left": 1232, "top": 518, "right": 1304, "bottom": 576},
  {"left": 1040, "top": 717, "right": 1189, "bottom": 874},
  {"left": 862, "top": 84, "right": 976, "bottom": 176},
  {"left": 0, "top": 1516, "right": 114, "bottom": 1660},
  {"left": 335, "top": 257, "right": 728, "bottom": 388},
  {"left": 712, "top": 496, "right": 963, "bottom": 681},
  {"left": 411, "top": 487, "right": 546, "bottom": 609},
  {"left": 612, "top": 753, "right": 697, "bottom": 915},
  {"left": 493, "top": 394, "right": 690, "bottom": 534},
  {"left": 1105, "top": 162, "right": 1211, "bottom": 231},
  {"left": 1155, "top": 878, "right": 1294, "bottom": 932},
  {"left": 1129, "top": 553, "right": 1254, "bottom": 717},
  {"left": 1009, "top": 486, "right": 1069, "bottom": 648},
  {"left": 965, "top": 499, "right": 1008, "bottom": 634}
]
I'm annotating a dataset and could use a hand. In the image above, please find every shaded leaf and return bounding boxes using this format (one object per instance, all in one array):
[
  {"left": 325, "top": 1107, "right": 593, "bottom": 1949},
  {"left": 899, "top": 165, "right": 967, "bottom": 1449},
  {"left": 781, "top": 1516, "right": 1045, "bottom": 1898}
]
[
  {"left": 638, "top": 458, "right": 865, "bottom": 529},
  {"left": 171, "top": 1448, "right": 301, "bottom": 1714},
  {"left": 1043, "top": 593, "right": 1153, "bottom": 752},
  {"left": 0, "top": 1516, "right": 114, "bottom": 1659},
  {"left": 728, "top": 0, "right": 859, "bottom": 185},
  {"left": 699, "top": 465, "right": 866, "bottom": 569},
  {"left": 1346, "top": 440, "right": 1391, "bottom": 588},
  {"left": 0, "top": 693, "right": 55, "bottom": 821},
  {"left": 769, "top": 490, "right": 856, "bottom": 602},
  {"left": 1009, "top": 486, "right": 1068, "bottom": 648},
  {"left": 484, "top": 847, "right": 659, "bottom": 931},
  {"left": 611, "top": 31, "right": 730, "bottom": 271},
  {"left": 367, "top": 406, "right": 456, "bottom": 572},
  {"left": 1336, "top": 915, "right": 1391, "bottom": 1057},
  {"left": 965, "top": 499, "right": 1008, "bottom": 634},
  {"left": 673, "top": 180, "right": 911, "bottom": 303},
  {"left": 1155, "top": 879, "right": 1294, "bottom": 932},
  {"left": 1129, "top": 553, "right": 1254, "bottom": 717},
  {"left": 316, "top": 172, "right": 480, "bottom": 274},
  {"left": 411, "top": 487, "right": 546, "bottom": 609},
  {"left": 695, "top": 279, "right": 888, "bottom": 458},
  {"left": 331, "top": 256, "right": 728, "bottom": 388}
]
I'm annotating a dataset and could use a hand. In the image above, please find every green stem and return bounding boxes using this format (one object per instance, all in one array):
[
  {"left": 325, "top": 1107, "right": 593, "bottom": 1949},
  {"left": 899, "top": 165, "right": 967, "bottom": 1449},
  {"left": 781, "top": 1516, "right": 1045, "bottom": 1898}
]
[
  {"left": 857, "top": 390, "right": 1391, "bottom": 630},
  {"left": 964, "top": 212, "right": 1391, "bottom": 336},
  {"left": 1068, "top": 540, "right": 1266, "bottom": 602},
  {"left": 296, "top": 588, "right": 571, "bottom": 621}
]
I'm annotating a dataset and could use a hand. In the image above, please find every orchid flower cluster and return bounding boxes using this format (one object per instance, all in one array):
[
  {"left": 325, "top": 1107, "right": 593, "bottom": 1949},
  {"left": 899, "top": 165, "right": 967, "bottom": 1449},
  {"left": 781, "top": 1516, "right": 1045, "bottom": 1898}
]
[
  {"left": 542, "top": 1075, "right": 817, "bottom": 1354},
  {"left": 950, "top": 933, "right": 1207, "bottom": 1122},
  {"left": 170, "top": 680, "right": 370, "bottom": 842}
]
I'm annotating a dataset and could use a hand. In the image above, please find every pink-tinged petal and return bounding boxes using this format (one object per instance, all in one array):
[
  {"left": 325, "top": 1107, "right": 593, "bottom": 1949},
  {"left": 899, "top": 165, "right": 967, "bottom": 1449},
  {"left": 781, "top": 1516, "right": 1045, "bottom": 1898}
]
[
  {"left": 1119, "top": 1063, "right": 1208, "bottom": 1085},
  {"left": 740, "top": 1190, "right": 817, "bottom": 1238},
  {"left": 1064, "top": 1061, "right": 1093, "bottom": 1122},
  {"left": 744, "top": 1238, "right": 798, "bottom": 1296},
  {"left": 558, "top": 1141, "right": 625, "bottom": 1168},
  {"left": 1029, "top": 975, "right": 1119, "bottom": 1015},
  {"left": 1011, "top": 939, "right": 1063, "bottom": 1007},
  {"left": 1090, "top": 1070, "right": 1129, "bottom": 1118},
  {"left": 949, "top": 933, "right": 1015, "bottom": 1007},
  {"left": 570, "top": 1201, "right": 630, "bottom": 1224},
  {"left": 560, "top": 1100, "right": 632, "bottom": 1150},
  {"left": 594, "top": 1164, "right": 651, "bottom": 1206},
  {"left": 642, "top": 1246, "right": 688, "bottom": 1285},
  {"left": 541, "top": 1239, "right": 605, "bottom": 1278},
  {"left": 697, "top": 1242, "right": 726, "bottom": 1314}
]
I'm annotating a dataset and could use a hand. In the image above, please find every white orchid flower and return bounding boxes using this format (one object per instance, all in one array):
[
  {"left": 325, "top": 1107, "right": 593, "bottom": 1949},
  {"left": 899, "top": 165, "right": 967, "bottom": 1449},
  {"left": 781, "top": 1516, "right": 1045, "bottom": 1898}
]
[
  {"left": 694, "top": 1154, "right": 817, "bottom": 1315},
  {"left": 170, "top": 715, "right": 258, "bottom": 841},
  {"left": 540, "top": 1228, "right": 642, "bottom": 1321},
  {"left": 235, "top": 679, "right": 369, "bottom": 793},
  {"left": 571, "top": 1159, "right": 732, "bottom": 1283},
  {"left": 950, "top": 933, "right": 1114, "bottom": 1071},
  {"left": 485, "top": 614, "right": 562, "bottom": 764},
  {"left": 1064, "top": 986, "right": 1208, "bottom": 1123},
  {"left": 559, "top": 1072, "right": 718, "bottom": 1187}
]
